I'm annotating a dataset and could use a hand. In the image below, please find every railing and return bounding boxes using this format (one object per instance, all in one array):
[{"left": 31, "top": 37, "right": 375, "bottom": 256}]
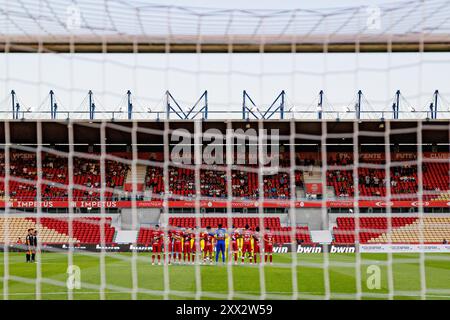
[{"left": 0, "top": 110, "right": 447, "bottom": 121}]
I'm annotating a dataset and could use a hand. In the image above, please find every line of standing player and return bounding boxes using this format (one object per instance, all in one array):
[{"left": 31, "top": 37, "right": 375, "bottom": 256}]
[{"left": 148, "top": 224, "right": 275, "bottom": 265}]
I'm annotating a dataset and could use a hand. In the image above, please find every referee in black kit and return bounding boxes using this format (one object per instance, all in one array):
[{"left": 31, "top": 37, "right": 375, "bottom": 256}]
[
  {"left": 25, "top": 228, "right": 33, "bottom": 263},
  {"left": 31, "top": 229, "right": 38, "bottom": 262}
]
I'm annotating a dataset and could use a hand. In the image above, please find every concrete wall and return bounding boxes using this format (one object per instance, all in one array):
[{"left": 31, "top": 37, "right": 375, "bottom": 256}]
[
  {"left": 139, "top": 209, "right": 162, "bottom": 225},
  {"left": 293, "top": 208, "right": 328, "bottom": 230},
  {"left": 120, "top": 208, "right": 161, "bottom": 229}
]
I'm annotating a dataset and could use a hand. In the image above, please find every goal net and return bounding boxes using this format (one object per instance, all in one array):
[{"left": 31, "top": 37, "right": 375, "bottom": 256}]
[{"left": 0, "top": 0, "right": 450, "bottom": 300}]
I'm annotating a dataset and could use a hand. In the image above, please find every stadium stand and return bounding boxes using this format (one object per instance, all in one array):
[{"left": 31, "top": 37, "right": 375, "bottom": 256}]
[
  {"left": 0, "top": 217, "right": 72, "bottom": 244},
  {"left": 0, "top": 150, "right": 449, "bottom": 246},
  {"left": 0, "top": 151, "right": 449, "bottom": 202},
  {"left": 332, "top": 217, "right": 450, "bottom": 244},
  {"left": 143, "top": 153, "right": 450, "bottom": 201},
  {"left": 369, "top": 217, "right": 450, "bottom": 244},
  {"left": 145, "top": 166, "right": 294, "bottom": 199},
  {"left": 0, "top": 217, "right": 115, "bottom": 244},
  {"left": 2, "top": 214, "right": 448, "bottom": 245},
  {"left": 0, "top": 152, "right": 128, "bottom": 201},
  {"left": 327, "top": 156, "right": 450, "bottom": 200}
]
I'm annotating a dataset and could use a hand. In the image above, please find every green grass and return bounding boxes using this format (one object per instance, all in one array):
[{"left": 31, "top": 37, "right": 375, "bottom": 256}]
[{"left": 0, "top": 252, "right": 449, "bottom": 300}]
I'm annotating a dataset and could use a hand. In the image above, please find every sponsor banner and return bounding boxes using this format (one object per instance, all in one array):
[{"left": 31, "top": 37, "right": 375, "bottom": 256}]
[
  {"left": 359, "top": 244, "right": 450, "bottom": 253},
  {"left": 272, "top": 244, "right": 450, "bottom": 254},
  {"left": 0, "top": 200, "right": 120, "bottom": 209},
  {"left": 423, "top": 152, "right": 450, "bottom": 160},
  {"left": 0, "top": 243, "right": 153, "bottom": 253},
  {"left": 2, "top": 151, "right": 446, "bottom": 162},
  {"left": 359, "top": 153, "right": 384, "bottom": 161},
  {"left": 1, "top": 199, "right": 450, "bottom": 208},
  {"left": 8, "top": 243, "right": 449, "bottom": 253},
  {"left": 286, "top": 151, "right": 448, "bottom": 162},
  {"left": 297, "top": 152, "right": 450, "bottom": 162},
  {"left": 272, "top": 244, "right": 356, "bottom": 254},
  {"left": 2, "top": 243, "right": 358, "bottom": 253},
  {"left": 393, "top": 152, "right": 416, "bottom": 161}
]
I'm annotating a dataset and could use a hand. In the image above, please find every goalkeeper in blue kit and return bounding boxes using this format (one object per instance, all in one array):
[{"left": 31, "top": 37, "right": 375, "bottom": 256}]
[{"left": 215, "top": 224, "right": 227, "bottom": 263}]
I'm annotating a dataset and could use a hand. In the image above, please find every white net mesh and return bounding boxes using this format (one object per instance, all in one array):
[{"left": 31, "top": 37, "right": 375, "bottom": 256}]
[{"left": 0, "top": 0, "right": 450, "bottom": 301}]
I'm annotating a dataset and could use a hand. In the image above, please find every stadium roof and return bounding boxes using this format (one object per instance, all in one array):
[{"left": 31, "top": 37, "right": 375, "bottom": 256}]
[
  {"left": 1, "top": 0, "right": 450, "bottom": 53},
  {"left": 1, "top": 119, "right": 449, "bottom": 146}
]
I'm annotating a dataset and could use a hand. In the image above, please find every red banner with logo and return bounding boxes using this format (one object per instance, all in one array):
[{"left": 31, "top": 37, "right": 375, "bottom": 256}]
[
  {"left": 1, "top": 199, "right": 449, "bottom": 209},
  {"left": 305, "top": 183, "right": 323, "bottom": 194}
]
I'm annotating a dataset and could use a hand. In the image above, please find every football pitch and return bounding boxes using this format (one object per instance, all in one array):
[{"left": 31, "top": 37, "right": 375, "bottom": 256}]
[{"left": 0, "top": 252, "right": 449, "bottom": 300}]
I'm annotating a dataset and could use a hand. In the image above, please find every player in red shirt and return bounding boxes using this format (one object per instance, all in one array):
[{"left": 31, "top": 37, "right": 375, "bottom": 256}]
[
  {"left": 151, "top": 225, "right": 164, "bottom": 265},
  {"left": 229, "top": 226, "right": 241, "bottom": 264},
  {"left": 241, "top": 224, "right": 254, "bottom": 264},
  {"left": 263, "top": 227, "right": 274, "bottom": 264},
  {"left": 166, "top": 229, "right": 173, "bottom": 265},
  {"left": 182, "top": 228, "right": 193, "bottom": 264},
  {"left": 191, "top": 227, "right": 201, "bottom": 264},
  {"left": 253, "top": 226, "right": 262, "bottom": 264},
  {"left": 202, "top": 226, "right": 214, "bottom": 264},
  {"left": 172, "top": 226, "right": 183, "bottom": 264}
]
